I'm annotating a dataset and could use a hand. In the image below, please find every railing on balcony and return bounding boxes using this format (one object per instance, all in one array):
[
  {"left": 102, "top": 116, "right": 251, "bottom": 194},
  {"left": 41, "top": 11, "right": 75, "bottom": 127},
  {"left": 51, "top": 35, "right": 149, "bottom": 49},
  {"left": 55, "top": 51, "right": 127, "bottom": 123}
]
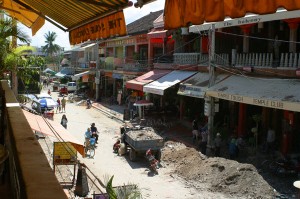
[
  {"left": 280, "top": 53, "right": 300, "bottom": 68},
  {"left": 173, "top": 53, "right": 229, "bottom": 66},
  {"left": 0, "top": 81, "right": 67, "bottom": 199},
  {"left": 173, "top": 52, "right": 300, "bottom": 68},
  {"left": 235, "top": 53, "right": 273, "bottom": 67},
  {"left": 123, "top": 62, "right": 148, "bottom": 72}
]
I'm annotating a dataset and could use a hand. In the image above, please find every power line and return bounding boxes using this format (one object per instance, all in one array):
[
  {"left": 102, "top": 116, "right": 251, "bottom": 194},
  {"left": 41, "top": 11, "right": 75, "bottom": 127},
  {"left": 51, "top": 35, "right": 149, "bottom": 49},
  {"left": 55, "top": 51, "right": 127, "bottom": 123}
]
[{"left": 218, "top": 30, "right": 300, "bottom": 44}]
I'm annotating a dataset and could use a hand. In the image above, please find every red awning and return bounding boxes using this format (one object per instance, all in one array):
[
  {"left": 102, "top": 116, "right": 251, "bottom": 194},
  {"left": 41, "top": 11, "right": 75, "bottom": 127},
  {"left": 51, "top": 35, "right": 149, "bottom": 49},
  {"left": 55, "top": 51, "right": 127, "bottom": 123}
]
[
  {"left": 126, "top": 70, "right": 171, "bottom": 91},
  {"left": 23, "top": 110, "right": 84, "bottom": 156},
  {"left": 164, "top": 0, "right": 300, "bottom": 29},
  {"left": 147, "top": 30, "right": 169, "bottom": 38}
]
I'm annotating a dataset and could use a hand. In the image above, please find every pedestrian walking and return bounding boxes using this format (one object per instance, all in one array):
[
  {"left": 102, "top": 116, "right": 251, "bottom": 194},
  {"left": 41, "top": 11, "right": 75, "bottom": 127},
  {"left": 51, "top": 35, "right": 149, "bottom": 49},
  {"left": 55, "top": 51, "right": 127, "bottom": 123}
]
[
  {"left": 200, "top": 129, "right": 208, "bottom": 155},
  {"left": 192, "top": 118, "right": 199, "bottom": 144},
  {"left": 229, "top": 137, "right": 238, "bottom": 160},
  {"left": 56, "top": 98, "right": 61, "bottom": 113},
  {"left": 60, "top": 114, "right": 68, "bottom": 129},
  {"left": 265, "top": 126, "right": 275, "bottom": 153},
  {"left": 61, "top": 96, "right": 66, "bottom": 112}
]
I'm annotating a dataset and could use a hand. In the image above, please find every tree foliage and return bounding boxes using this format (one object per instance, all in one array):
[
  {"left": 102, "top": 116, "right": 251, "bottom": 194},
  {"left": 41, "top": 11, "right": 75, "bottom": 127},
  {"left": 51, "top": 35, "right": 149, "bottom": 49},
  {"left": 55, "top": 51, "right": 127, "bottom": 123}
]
[
  {"left": 0, "top": 17, "right": 30, "bottom": 76},
  {"left": 106, "top": 175, "right": 142, "bottom": 199},
  {"left": 42, "top": 31, "right": 61, "bottom": 56}
]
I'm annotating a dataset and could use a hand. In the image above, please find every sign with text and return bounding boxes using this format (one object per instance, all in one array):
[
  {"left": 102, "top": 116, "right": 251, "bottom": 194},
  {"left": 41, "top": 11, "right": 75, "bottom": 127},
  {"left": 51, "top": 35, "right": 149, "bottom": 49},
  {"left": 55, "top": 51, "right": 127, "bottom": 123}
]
[
  {"left": 206, "top": 90, "right": 300, "bottom": 112},
  {"left": 177, "top": 84, "right": 206, "bottom": 98},
  {"left": 69, "top": 11, "right": 126, "bottom": 45},
  {"left": 53, "top": 142, "right": 77, "bottom": 165}
]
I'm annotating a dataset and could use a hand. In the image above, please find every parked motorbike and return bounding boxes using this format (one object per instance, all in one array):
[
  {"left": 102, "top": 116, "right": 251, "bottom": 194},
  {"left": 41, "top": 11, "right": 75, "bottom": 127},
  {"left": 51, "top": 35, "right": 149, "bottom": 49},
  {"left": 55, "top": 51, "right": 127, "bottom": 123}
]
[
  {"left": 271, "top": 156, "right": 300, "bottom": 176},
  {"left": 146, "top": 149, "right": 159, "bottom": 174}
]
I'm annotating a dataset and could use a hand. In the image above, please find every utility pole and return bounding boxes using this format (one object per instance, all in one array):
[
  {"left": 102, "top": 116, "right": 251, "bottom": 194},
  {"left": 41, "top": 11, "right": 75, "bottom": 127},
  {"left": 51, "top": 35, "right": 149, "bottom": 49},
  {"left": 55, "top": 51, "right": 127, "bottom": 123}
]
[
  {"left": 95, "top": 40, "right": 100, "bottom": 101},
  {"left": 207, "top": 24, "right": 216, "bottom": 155}
]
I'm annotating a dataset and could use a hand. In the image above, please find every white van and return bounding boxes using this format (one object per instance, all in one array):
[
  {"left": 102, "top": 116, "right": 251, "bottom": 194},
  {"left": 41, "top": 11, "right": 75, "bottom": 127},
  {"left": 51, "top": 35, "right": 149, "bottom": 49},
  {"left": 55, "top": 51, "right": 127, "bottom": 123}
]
[{"left": 67, "top": 82, "right": 77, "bottom": 92}]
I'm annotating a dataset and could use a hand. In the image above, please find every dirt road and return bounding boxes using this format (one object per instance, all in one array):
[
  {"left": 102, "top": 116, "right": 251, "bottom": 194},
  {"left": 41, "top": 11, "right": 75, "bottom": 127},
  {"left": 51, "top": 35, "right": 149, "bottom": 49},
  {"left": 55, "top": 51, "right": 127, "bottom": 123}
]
[
  {"left": 47, "top": 94, "right": 226, "bottom": 198},
  {"left": 44, "top": 91, "right": 275, "bottom": 199}
]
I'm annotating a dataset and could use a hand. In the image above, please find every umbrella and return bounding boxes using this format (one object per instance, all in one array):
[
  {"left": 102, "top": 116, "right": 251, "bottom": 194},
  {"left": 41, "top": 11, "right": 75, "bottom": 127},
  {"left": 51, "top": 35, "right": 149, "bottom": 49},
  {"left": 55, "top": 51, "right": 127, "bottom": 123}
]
[
  {"left": 134, "top": 100, "right": 153, "bottom": 107},
  {"left": 38, "top": 98, "right": 58, "bottom": 109},
  {"left": 133, "top": 100, "right": 153, "bottom": 119}
]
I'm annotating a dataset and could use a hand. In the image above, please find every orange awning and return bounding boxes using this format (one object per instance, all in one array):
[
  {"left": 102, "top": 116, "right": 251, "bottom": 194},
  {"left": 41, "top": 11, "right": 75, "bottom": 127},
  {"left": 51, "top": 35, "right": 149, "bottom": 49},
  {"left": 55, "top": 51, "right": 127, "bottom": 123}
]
[
  {"left": 1, "top": 0, "right": 45, "bottom": 36},
  {"left": 2, "top": 0, "right": 130, "bottom": 37},
  {"left": 126, "top": 70, "right": 171, "bottom": 91},
  {"left": 164, "top": 0, "right": 300, "bottom": 29},
  {"left": 22, "top": 110, "right": 84, "bottom": 156},
  {"left": 19, "top": 0, "right": 129, "bottom": 31}
]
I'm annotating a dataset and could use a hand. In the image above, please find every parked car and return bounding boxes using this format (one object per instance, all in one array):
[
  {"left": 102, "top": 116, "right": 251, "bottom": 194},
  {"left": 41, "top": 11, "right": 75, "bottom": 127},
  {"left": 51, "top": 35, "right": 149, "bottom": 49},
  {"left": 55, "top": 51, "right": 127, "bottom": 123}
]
[{"left": 67, "top": 82, "right": 77, "bottom": 92}]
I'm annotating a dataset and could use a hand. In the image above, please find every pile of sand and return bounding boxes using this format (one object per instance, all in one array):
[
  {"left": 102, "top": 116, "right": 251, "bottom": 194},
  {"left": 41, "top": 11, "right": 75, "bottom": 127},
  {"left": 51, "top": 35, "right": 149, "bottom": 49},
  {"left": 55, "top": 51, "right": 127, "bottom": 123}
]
[{"left": 161, "top": 141, "right": 275, "bottom": 198}]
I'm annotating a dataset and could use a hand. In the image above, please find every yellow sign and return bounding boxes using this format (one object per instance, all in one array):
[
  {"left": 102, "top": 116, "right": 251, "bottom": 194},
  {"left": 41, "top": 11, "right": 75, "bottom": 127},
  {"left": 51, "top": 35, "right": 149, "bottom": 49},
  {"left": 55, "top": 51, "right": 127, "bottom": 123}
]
[
  {"left": 69, "top": 11, "right": 127, "bottom": 45},
  {"left": 53, "top": 142, "right": 77, "bottom": 165}
]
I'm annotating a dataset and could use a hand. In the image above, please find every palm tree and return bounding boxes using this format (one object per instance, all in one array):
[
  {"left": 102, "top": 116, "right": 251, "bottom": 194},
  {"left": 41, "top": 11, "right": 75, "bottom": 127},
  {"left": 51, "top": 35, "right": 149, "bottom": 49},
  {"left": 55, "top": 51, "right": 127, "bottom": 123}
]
[
  {"left": 42, "top": 31, "right": 61, "bottom": 57},
  {"left": 106, "top": 175, "right": 142, "bottom": 199},
  {"left": 0, "top": 17, "right": 30, "bottom": 75}
]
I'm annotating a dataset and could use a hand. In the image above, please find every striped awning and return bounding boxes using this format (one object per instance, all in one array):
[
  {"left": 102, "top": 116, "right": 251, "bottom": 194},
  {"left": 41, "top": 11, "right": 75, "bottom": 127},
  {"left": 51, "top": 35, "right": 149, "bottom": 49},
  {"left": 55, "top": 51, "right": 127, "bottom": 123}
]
[
  {"left": 2, "top": 0, "right": 130, "bottom": 37},
  {"left": 1, "top": 0, "right": 45, "bottom": 36}
]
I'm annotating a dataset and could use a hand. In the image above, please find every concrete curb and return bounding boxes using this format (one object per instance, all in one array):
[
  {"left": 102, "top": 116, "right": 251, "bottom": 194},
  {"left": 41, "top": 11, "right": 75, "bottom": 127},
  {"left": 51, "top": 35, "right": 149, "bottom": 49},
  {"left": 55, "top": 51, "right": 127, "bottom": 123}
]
[{"left": 91, "top": 103, "right": 124, "bottom": 123}]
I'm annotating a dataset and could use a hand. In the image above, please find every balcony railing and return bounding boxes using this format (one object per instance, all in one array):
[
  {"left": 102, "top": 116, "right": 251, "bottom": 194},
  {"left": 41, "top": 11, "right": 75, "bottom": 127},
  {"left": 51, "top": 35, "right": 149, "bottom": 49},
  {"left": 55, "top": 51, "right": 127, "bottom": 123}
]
[
  {"left": 280, "top": 53, "right": 300, "bottom": 68},
  {"left": 0, "top": 81, "right": 67, "bottom": 199},
  {"left": 173, "top": 52, "right": 300, "bottom": 68},
  {"left": 173, "top": 53, "right": 229, "bottom": 66},
  {"left": 235, "top": 53, "right": 273, "bottom": 67},
  {"left": 123, "top": 62, "right": 148, "bottom": 72}
]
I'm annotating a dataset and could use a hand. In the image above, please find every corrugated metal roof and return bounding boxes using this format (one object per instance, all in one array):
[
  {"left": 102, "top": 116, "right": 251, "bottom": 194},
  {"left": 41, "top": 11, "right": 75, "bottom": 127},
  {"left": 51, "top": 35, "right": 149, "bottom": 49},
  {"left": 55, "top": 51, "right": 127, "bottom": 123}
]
[{"left": 127, "top": 10, "right": 163, "bottom": 35}]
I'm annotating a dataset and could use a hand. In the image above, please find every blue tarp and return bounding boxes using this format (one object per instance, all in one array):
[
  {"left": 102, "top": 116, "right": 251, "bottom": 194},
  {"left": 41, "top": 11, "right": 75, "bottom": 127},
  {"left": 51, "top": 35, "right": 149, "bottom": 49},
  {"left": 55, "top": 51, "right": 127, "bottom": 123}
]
[{"left": 55, "top": 67, "right": 75, "bottom": 78}]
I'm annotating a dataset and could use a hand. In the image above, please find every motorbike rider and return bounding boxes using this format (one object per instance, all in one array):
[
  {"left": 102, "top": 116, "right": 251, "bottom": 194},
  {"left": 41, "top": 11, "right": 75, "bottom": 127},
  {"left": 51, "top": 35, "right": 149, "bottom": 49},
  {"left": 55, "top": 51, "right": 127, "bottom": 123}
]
[
  {"left": 113, "top": 139, "right": 121, "bottom": 153},
  {"left": 90, "top": 123, "right": 99, "bottom": 144},
  {"left": 146, "top": 148, "right": 159, "bottom": 173}
]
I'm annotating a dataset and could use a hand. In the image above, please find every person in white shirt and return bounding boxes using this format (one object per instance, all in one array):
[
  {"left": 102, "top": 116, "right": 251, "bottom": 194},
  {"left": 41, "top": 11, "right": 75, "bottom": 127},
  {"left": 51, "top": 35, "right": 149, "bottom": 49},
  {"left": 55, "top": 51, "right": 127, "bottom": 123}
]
[{"left": 266, "top": 127, "right": 275, "bottom": 153}]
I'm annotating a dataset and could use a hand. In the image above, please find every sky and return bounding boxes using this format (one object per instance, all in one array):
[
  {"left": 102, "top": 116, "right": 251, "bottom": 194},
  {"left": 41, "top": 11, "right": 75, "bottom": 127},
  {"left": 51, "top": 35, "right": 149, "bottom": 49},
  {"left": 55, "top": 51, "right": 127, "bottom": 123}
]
[{"left": 19, "top": 0, "right": 165, "bottom": 50}]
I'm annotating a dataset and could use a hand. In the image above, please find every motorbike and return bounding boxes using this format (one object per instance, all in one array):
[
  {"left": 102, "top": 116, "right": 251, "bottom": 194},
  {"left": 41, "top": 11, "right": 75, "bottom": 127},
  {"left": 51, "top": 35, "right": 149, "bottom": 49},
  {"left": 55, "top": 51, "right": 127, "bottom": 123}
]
[
  {"left": 271, "top": 156, "right": 300, "bottom": 176},
  {"left": 146, "top": 149, "right": 159, "bottom": 174}
]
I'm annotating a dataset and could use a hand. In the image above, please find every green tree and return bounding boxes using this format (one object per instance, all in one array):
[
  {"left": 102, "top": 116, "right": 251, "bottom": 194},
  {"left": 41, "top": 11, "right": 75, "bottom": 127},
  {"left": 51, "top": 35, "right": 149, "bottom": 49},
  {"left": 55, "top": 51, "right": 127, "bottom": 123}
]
[
  {"left": 5, "top": 45, "right": 46, "bottom": 93},
  {"left": 106, "top": 175, "right": 142, "bottom": 199},
  {"left": 0, "top": 17, "right": 30, "bottom": 76},
  {"left": 42, "top": 31, "right": 62, "bottom": 65}
]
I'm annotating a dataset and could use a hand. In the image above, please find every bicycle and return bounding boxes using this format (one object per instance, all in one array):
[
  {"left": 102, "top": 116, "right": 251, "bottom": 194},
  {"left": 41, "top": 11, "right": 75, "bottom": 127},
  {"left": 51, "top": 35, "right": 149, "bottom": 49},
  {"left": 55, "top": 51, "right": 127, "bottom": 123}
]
[{"left": 84, "top": 138, "right": 96, "bottom": 158}]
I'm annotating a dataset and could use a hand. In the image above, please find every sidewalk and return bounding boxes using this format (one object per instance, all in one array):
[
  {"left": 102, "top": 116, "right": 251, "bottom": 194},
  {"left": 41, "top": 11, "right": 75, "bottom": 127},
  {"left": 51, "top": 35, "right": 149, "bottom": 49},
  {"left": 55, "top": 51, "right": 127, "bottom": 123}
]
[{"left": 91, "top": 102, "right": 197, "bottom": 149}]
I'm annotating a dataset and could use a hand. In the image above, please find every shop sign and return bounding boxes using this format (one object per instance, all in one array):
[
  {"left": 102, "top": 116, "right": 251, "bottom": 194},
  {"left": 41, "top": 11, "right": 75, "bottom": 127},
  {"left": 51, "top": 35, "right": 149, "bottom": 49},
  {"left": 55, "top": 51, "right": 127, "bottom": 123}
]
[
  {"left": 177, "top": 84, "right": 206, "bottom": 98},
  {"left": 69, "top": 11, "right": 126, "bottom": 45},
  {"left": 53, "top": 142, "right": 77, "bottom": 165},
  {"left": 212, "top": 92, "right": 285, "bottom": 109}
]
